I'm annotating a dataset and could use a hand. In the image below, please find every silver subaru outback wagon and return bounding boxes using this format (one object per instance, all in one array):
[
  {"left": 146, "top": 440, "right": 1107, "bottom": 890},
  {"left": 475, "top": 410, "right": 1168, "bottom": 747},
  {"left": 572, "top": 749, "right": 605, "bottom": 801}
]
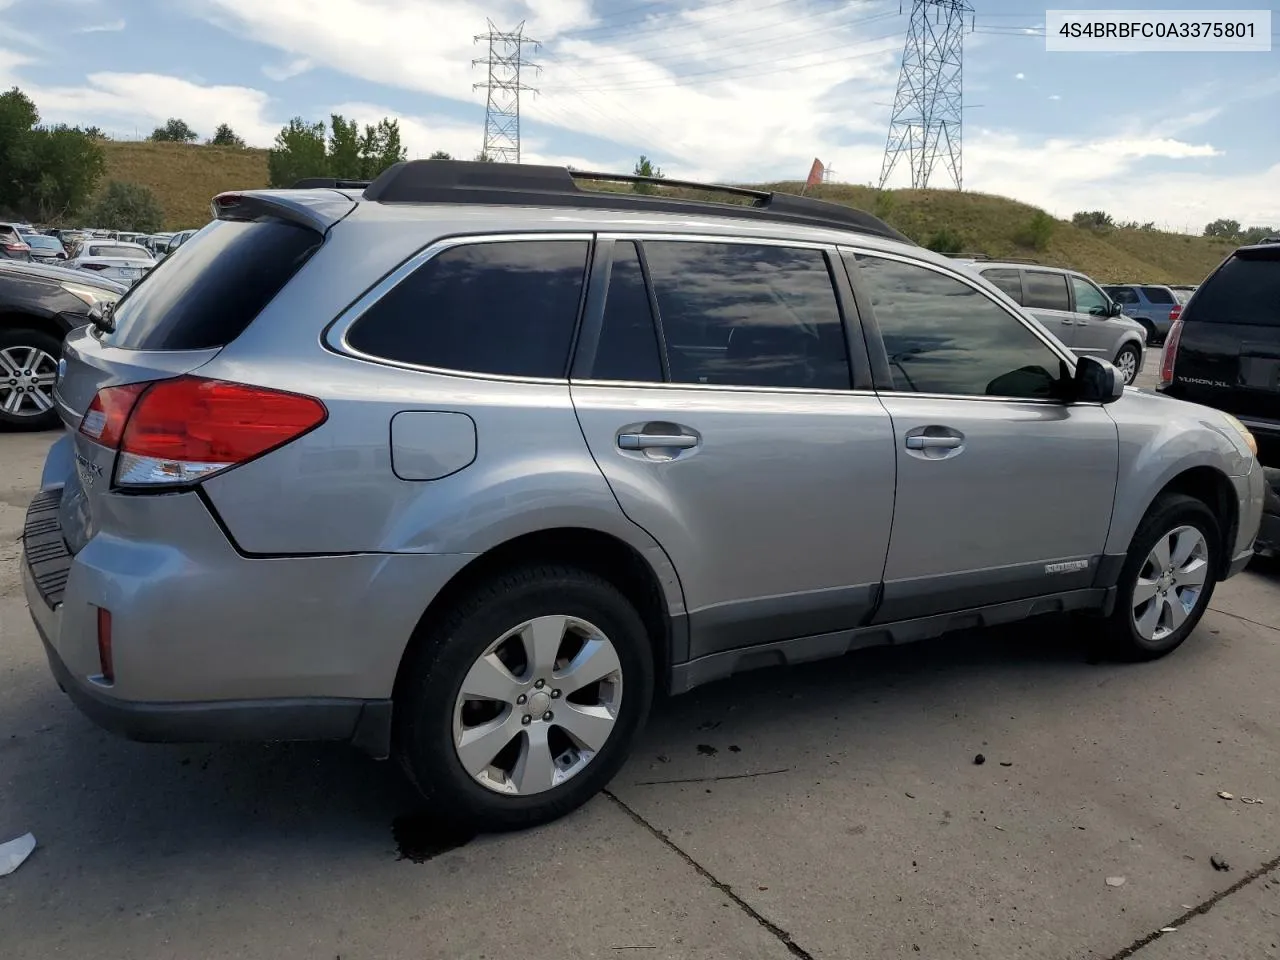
[{"left": 23, "top": 161, "right": 1264, "bottom": 829}]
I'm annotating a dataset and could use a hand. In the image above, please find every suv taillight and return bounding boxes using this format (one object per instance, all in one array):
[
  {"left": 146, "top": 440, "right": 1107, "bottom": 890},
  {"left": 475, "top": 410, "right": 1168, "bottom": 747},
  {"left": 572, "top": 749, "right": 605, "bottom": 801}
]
[
  {"left": 1169, "top": 303, "right": 1182, "bottom": 322},
  {"left": 79, "top": 376, "right": 326, "bottom": 487},
  {"left": 1160, "top": 318, "right": 1184, "bottom": 386}
]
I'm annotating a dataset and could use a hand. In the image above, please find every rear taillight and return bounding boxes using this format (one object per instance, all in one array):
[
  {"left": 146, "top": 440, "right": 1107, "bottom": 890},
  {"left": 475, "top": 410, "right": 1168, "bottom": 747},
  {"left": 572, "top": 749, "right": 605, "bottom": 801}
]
[
  {"left": 79, "top": 382, "right": 147, "bottom": 447},
  {"left": 113, "top": 376, "right": 326, "bottom": 487},
  {"left": 1169, "top": 304, "right": 1182, "bottom": 323},
  {"left": 1160, "top": 318, "right": 1184, "bottom": 386},
  {"left": 3, "top": 241, "right": 30, "bottom": 253}
]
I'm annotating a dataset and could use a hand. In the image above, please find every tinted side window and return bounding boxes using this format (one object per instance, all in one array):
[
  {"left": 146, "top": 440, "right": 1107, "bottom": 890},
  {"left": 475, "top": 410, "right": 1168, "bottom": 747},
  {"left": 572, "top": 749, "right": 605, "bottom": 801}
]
[
  {"left": 346, "top": 239, "right": 589, "bottom": 377},
  {"left": 1105, "top": 286, "right": 1140, "bottom": 305},
  {"left": 591, "top": 241, "right": 663, "bottom": 382},
  {"left": 1070, "top": 276, "right": 1109, "bottom": 315},
  {"left": 642, "top": 241, "right": 850, "bottom": 390},
  {"left": 1023, "top": 271, "right": 1071, "bottom": 311},
  {"left": 1182, "top": 253, "right": 1280, "bottom": 326},
  {"left": 1141, "top": 285, "right": 1176, "bottom": 305},
  {"left": 981, "top": 268, "right": 1023, "bottom": 303},
  {"left": 104, "top": 220, "right": 321, "bottom": 350},
  {"left": 847, "top": 253, "right": 1067, "bottom": 399}
]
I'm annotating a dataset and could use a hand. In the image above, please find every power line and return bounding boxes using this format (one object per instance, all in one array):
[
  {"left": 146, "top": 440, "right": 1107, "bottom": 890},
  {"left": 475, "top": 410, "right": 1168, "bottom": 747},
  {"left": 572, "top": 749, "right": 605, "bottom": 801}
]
[
  {"left": 547, "top": 25, "right": 904, "bottom": 92},
  {"left": 879, "top": 0, "right": 973, "bottom": 191},
  {"left": 550, "top": 7, "right": 899, "bottom": 74},
  {"left": 473, "top": 20, "right": 539, "bottom": 164}
]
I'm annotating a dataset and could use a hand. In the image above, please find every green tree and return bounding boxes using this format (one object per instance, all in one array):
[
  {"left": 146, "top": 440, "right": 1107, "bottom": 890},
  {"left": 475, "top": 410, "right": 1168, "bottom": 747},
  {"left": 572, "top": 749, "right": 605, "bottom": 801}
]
[
  {"left": 633, "top": 154, "right": 663, "bottom": 194},
  {"left": 356, "top": 118, "right": 406, "bottom": 178},
  {"left": 267, "top": 117, "right": 328, "bottom": 187},
  {"left": 1203, "top": 218, "right": 1242, "bottom": 239},
  {"left": 79, "top": 125, "right": 109, "bottom": 141},
  {"left": 429, "top": 150, "right": 452, "bottom": 160},
  {"left": 91, "top": 181, "right": 164, "bottom": 233},
  {"left": 149, "top": 117, "right": 198, "bottom": 143},
  {"left": 925, "top": 226, "right": 964, "bottom": 254},
  {"left": 1241, "top": 225, "right": 1278, "bottom": 244},
  {"left": 1014, "top": 210, "right": 1055, "bottom": 251},
  {"left": 328, "top": 114, "right": 362, "bottom": 178},
  {"left": 0, "top": 88, "right": 105, "bottom": 223},
  {"left": 208, "top": 123, "right": 246, "bottom": 148},
  {"left": 1071, "top": 210, "right": 1114, "bottom": 232},
  {"left": 474, "top": 151, "right": 495, "bottom": 162}
]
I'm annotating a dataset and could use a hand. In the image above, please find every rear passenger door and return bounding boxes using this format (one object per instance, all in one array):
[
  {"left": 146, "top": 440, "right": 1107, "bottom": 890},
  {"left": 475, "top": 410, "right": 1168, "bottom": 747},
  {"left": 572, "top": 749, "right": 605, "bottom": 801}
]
[
  {"left": 1020, "top": 270, "right": 1079, "bottom": 350},
  {"left": 844, "top": 250, "right": 1118, "bottom": 620},
  {"left": 570, "top": 237, "right": 897, "bottom": 660}
]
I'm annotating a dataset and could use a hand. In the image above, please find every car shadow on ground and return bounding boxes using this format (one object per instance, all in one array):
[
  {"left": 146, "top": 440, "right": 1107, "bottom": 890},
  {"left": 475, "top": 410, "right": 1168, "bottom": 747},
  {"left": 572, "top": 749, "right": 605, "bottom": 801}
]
[{"left": 0, "top": 613, "right": 1117, "bottom": 865}]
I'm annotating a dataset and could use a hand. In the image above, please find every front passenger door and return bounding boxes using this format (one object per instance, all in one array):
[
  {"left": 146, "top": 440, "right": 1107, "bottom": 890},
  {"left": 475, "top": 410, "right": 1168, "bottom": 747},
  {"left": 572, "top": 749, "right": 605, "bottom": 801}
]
[
  {"left": 1020, "top": 270, "right": 1078, "bottom": 351},
  {"left": 1068, "top": 274, "right": 1118, "bottom": 359},
  {"left": 844, "top": 251, "right": 1119, "bottom": 620}
]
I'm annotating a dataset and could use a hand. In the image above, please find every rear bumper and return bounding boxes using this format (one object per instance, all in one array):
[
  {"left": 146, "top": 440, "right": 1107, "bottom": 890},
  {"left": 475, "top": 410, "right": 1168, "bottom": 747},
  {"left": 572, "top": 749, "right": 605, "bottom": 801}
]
[{"left": 21, "top": 482, "right": 473, "bottom": 755}]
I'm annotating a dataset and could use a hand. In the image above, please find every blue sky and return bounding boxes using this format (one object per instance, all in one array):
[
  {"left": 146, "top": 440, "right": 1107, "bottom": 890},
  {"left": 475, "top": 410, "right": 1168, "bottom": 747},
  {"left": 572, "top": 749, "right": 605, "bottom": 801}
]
[{"left": 1, "top": 0, "right": 1277, "bottom": 229}]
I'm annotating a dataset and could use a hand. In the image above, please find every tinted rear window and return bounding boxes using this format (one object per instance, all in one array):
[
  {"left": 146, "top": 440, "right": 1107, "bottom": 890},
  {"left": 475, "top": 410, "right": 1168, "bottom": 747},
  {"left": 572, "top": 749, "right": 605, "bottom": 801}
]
[
  {"left": 1141, "top": 286, "right": 1176, "bottom": 304},
  {"left": 345, "top": 239, "right": 589, "bottom": 378},
  {"left": 1023, "top": 271, "right": 1071, "bottom": 311},
  {"left": 1183, "top": 253, "right": 1280, "bottom": 326},
  {"left": 1105, "top": 286, "right": 1140, "bottom": 305},
  {"left": 103, "top": 220, "right": 322, "bottom": 350},
  {"left": 981, "top": 268, "right": 1023, "bottom": 303}
]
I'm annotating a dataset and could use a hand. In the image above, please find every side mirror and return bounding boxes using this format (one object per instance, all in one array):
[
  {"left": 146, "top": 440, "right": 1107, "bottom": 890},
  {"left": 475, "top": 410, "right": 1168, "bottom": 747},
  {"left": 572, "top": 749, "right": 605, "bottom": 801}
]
[
  {"left": 1072, "top": 356, "right": 1124, "bottom": 404},
  {"left": 1108, "top": 301, "right": 1123, "bottom": 317}
]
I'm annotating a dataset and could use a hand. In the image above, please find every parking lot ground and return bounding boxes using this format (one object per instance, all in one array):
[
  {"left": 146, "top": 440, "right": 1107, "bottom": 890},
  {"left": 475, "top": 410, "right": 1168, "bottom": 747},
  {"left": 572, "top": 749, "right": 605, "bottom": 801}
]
[{"left": 3, "top": 396, "right": 1279, "bottom": 959}]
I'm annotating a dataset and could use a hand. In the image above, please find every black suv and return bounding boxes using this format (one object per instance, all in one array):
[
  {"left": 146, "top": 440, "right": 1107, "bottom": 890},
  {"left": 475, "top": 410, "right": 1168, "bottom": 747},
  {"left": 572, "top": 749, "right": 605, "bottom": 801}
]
[{"left": 1159, "top": 241, "right": 1280, "bottom": 551}]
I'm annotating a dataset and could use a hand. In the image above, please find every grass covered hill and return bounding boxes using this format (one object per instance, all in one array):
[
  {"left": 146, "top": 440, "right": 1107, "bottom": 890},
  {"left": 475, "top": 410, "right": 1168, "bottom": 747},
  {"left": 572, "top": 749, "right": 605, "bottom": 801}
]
[
  {"left": 99, "top": 141, "right": 1233, "bottom": 283},
  {"left": 101, "top": 141, "right": 269, "bottom": 231}
]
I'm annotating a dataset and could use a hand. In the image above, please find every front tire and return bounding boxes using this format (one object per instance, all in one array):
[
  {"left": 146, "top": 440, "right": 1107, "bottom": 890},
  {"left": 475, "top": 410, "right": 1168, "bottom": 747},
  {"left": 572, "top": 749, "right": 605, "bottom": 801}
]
[
  {"left": 0, "top": 328, "right": 62, "bottom": 432},
  {"left": 1114, "top": 343, "right": 1141, "bottom": 385},
  {"left": 395, "top": 565, "right": 654, "bottom": 830},
  {"left": 1102, "top": 493, "right": 1220, "bottom": 661}
]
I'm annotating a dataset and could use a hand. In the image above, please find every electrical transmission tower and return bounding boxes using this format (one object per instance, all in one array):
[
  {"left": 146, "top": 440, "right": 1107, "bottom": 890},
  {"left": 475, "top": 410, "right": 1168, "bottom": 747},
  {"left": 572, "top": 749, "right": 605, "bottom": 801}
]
[
  {"left": 878, "top": 0, "right": 973, "bottom": 191},
  {"left": 473, "top": 20, "right": 540, "bottom": 164}
]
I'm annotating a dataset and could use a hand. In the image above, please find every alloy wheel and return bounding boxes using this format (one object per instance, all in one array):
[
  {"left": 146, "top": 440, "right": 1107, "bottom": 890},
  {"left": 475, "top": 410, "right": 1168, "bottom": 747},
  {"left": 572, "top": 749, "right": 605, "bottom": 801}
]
[
  {"left": 0, "top": 345, "right": 58, "bottom": 418},
  {"left": 1116, "top": 348, "right": 1139, "bottom": 385},
  {"left": 452, "top": 615, "right": 624, "bottom": 796},
  {"left": 1131, "top": 524, "right": 1209, "bottom": 642}
]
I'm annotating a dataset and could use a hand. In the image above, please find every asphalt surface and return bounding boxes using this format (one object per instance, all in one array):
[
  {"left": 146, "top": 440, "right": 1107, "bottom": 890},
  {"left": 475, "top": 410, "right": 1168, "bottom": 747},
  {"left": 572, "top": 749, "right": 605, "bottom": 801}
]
[{"left": 2, "top": 352, "right": 1278, "bottom": 959}]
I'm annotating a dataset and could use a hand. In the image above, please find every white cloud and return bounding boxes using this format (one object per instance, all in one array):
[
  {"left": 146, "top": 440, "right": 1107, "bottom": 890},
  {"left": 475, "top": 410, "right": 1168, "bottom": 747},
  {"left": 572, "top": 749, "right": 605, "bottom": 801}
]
[
  {"left": 76, "top": 19, "right": 125, "bottom": 33},
  {"left": 196, "top": 0, "right": 906, "bottom": 181},
  {"left": 1049, "top": 94, "right": 1061, "bottom": 100},
  {"left": 262, "top": 57, "right": 312, "bottom": 81},
  {"left": 1015, "top": 72, "right": 1025, "bottom": 80}
]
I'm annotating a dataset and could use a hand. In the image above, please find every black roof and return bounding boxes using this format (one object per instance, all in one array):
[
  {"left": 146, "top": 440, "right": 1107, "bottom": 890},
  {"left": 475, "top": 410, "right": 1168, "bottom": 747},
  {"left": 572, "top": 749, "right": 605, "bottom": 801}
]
[{"left": 293, "top": 160, "right": 912, "bottom": 244}]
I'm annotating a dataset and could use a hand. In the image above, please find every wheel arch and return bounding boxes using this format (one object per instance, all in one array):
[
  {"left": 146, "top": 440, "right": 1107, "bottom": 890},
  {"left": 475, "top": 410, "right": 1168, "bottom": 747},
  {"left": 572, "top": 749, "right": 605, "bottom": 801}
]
[
  {"left": 1112, "top": 466, "right": 1239, "bottom": 578},
  {"left": 0, "top": 309, "right": 70, "bottom": 343},
  {"left": 393, "top": 526, "right": 685, "bottom": 703}
]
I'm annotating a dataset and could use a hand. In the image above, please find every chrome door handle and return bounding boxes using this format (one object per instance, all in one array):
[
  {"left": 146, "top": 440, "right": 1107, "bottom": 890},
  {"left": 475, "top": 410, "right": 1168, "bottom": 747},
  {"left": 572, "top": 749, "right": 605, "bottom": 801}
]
[
  {"left": 618, "top": 433, "right": 698, "bottom": 450},
  {"left": 905, "top": 436, "right": 962, "bottom": 450}
]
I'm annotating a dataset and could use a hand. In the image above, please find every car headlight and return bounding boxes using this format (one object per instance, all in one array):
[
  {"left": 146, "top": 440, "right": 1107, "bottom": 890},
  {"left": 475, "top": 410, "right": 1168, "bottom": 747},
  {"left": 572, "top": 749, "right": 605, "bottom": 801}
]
[
  {"left": 1220, "top": 413, "right": 1258, "bottom": 458},
  {"left": 60, "top": 281, "right": 121, "bottom": 308}
]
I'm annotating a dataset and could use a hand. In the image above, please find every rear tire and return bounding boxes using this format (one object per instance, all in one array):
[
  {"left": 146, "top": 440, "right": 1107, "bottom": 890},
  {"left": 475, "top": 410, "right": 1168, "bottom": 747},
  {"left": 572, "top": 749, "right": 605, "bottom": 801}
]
[
  {"left": 394, "top": 565, "right": 654, "bottom": 830},
  {"left": 0, "top": 327, "right": 62, "bottom": 432},
  {"left": 1101, "top": 493, "right": 1220, "bottom": 661},
  {"left": 1114, "top": 343, "right": 1141, "bottom": 385}
]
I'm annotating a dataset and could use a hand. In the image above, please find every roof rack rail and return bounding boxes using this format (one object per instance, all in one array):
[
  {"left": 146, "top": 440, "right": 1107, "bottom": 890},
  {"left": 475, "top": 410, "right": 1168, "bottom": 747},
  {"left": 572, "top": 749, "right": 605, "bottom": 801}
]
[
  {"left": 945, "top": 252, "right": 990, "bottom": 260},
  {"left": 360, "top": 160, "right": 912, "bottom": 244},
  {"left": 290, "top": 177, "right": 373, "bottom": 190}
]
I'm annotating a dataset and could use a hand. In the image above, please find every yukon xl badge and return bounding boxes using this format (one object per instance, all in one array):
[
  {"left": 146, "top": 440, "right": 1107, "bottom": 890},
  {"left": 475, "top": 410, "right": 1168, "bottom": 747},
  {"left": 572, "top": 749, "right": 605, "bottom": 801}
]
[{"left": 1045, "top": 559, "right": 1090, "bottom": 574}]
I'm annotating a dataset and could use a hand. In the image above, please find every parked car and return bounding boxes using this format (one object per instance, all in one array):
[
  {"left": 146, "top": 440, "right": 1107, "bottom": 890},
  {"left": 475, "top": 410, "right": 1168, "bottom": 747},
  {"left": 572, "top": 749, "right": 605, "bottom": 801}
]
[
  {"left": 162, "top": 228, "right": 199, "bottom": 257},
  {"left": 0, "top": 259, "right": 126, "bottom": 430},
  {"left": 1159, "top": 242, "right": 1280, "bottom": 457},
  {"left": 23, "top": 162, "right": 1263, "bottom": 830},
  {"left": 1101, "top": 283, "right": 1182, "bottom": 344},
  {"left": 140, "top": 233, "right": 174, "bottom": 256},
  {"left": 67, "top": 240, "right": 155, "bottom": 286},
  {"left": 21, "top": 234, "right": 68, "bottom": 264},
  {"left": 963, "top": 261, "right": 1147, "bottom": 384},
  {"left": 1169, "top": 284, "right": 1198, "bottom": 305},
  {"left": 0, "top": 222, "right": 33, "bottom": 262},
  {"left": 1252, "top": 467, "right": 1280, "bottom": 557}
]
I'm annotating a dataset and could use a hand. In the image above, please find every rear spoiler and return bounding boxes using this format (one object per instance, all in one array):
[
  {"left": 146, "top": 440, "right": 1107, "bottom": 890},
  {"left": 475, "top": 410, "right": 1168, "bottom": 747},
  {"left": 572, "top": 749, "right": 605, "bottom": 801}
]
[{"left": 210, "top": 190, "right": 358, "bottom": 233}]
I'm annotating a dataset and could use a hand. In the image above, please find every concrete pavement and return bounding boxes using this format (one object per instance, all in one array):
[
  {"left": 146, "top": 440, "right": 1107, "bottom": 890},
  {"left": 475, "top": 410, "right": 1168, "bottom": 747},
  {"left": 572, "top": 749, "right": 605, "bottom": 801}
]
[{"left": 2, "top": 380, "right": 1278, "bottom": 959}]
